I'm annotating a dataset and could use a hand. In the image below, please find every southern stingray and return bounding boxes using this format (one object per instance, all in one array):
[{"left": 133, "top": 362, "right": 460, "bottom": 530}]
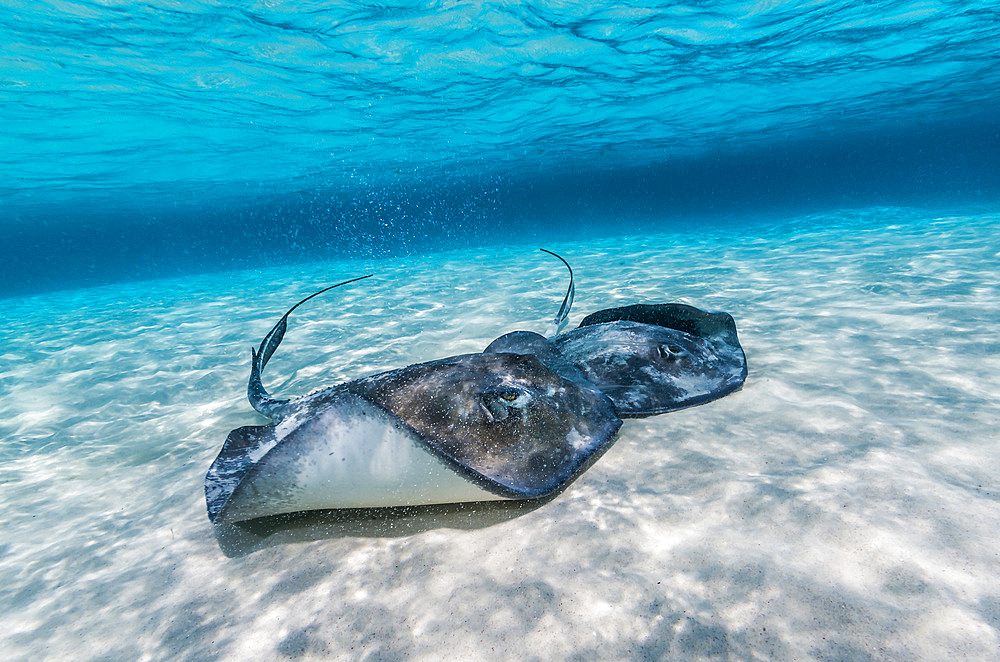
[
  {"left": 205, "top": 253, "right": 747, "bottom": 524},
  {"left": 486, "top": 251, "right": 748, "bottom": 417}
]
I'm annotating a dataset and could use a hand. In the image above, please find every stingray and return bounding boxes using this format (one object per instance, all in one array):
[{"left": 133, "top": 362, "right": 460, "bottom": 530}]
[
  {"left": 205, "top": 276, "right": 622, "bottom": 524},
  {"left": 485, "top": 251, "right": 748, "bottom": 418}
]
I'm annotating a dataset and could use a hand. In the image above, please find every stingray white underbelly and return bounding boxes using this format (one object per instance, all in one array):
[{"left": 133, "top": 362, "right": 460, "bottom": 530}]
[{"left": 214, "top": 393, "right": 507, "bottom": 523}]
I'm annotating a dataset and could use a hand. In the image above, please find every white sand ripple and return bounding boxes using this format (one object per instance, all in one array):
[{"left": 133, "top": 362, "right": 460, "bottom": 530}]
[{"left": 1, "top": 208, "right": 999, "bottom": 660}]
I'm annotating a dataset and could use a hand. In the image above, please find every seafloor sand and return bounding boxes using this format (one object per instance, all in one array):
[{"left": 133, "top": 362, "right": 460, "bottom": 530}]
[{"left": 2, "top": 208, "right": 999, "bottom": 660}]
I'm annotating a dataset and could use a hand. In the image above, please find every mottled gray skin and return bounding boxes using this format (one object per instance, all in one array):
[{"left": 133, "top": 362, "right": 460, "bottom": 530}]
[
  {"left": 346, "top": 352, "right": 622, "bottom": 497},
  {"left": 484, "top": 331, "right": 591, "bottom": 386},
  {"left": 552, "top": 304, "right": 748, "bottom": 417}
]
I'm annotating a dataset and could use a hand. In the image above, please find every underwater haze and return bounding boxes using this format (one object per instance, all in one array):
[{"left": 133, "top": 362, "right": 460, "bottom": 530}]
[
  {"left": 3, "top": 1, "right": 1000, "bottom": 661},
  {"left": 2, "top": 0, "right": 1000, "bottom": 294}
]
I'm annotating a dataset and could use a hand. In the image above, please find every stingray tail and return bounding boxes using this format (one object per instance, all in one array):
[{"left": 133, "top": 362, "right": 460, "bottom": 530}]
[
  {"left": 248, "top": 274, "right": 373, "bottom": 419},
  {"left": 540, "top": 249, "right": 575, "bottom": 337}
]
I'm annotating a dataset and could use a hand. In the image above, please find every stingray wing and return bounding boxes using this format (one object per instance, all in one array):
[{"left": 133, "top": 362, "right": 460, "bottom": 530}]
[
  {"left": 205, "top": 424, "right": 279, "bottom": 523},
  {"left": 552, "top": 303, "right": 748, "bottom": 417}
]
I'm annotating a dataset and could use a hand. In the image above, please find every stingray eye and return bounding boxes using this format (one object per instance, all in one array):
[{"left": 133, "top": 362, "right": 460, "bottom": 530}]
[
  {"left": 479, "top": 387, "right": 531, "bottom": 422},
  {"left": 490, "top": 386, "right": 523, "bottom": 402}
]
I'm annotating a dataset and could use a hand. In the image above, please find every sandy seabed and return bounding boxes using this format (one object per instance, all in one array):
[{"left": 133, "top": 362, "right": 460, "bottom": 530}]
[{"left": 2, "top": 208, "right": 999, "bottom": 661}]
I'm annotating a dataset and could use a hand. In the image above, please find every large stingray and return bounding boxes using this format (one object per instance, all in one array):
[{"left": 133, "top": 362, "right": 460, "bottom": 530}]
[
  {"left": 205, "top": 276, "right": 622, "bottom": 524},
  {"left": 486, "top": 251, "right": 748, "bottom": 418}
]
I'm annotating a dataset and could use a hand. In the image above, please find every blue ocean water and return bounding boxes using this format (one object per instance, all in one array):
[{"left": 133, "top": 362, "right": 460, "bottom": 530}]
[
  {"left": 4, "top": 5, "right": 1000, "bottom": 659},
  {"left": 2, "top": 0, "right": 999, "bottom": 296}
]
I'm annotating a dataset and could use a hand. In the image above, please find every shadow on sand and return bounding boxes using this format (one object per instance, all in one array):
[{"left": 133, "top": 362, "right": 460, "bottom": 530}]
[{"left": 212, "top": 497, "right": 549, "bottom": 557}]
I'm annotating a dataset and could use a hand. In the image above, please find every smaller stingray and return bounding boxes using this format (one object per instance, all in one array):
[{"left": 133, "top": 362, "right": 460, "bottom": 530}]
[
  {"left": 485, "top": 251, "right": 748, "bottom": 418},
  {"left": 552, "top": 303, "right": 747, "bottom": 417},
  {"left": 205, "top": 276, "right": 621, "bottom": 524}
]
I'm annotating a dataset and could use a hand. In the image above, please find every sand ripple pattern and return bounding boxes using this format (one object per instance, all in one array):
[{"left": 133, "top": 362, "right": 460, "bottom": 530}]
[{"left": 1, "top": 208, "right": 999, "bottom": 659}]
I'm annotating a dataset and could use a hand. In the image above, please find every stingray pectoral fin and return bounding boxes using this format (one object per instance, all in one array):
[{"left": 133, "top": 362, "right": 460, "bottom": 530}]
[
  {"left": 205, "top": 424, "right": 279, "bottom": 523},
  {"left": 577, "top": 303, "right": 740, "bottom": 345}
]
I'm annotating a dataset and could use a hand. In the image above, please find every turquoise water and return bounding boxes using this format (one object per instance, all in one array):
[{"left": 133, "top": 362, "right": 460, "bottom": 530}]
[
  {"left": 2, "top": 0, "right": 999, "bottom": 295},
  {"left": 3, "top": 2, "right": 1000, "bottom": 660}
]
